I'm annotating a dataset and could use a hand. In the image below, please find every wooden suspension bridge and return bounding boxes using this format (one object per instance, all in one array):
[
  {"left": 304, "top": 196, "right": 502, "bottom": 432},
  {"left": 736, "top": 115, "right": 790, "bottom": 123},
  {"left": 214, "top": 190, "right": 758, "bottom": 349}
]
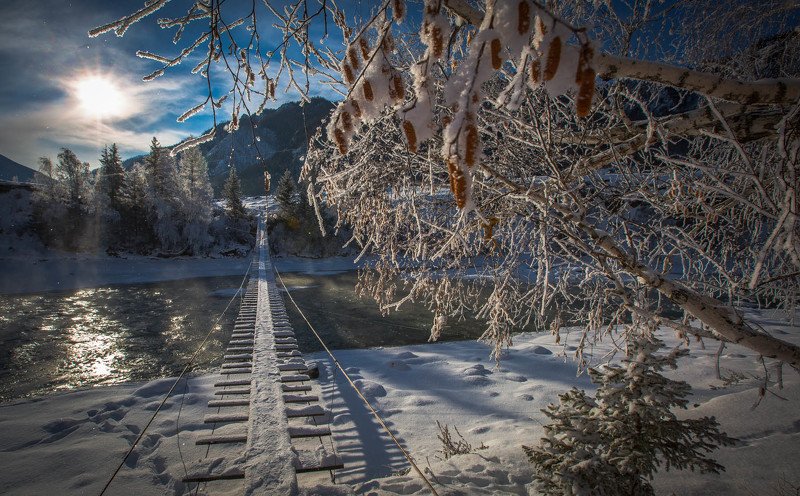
[{"left": 181, "top": 217, "right": 343, "bottom": 493}]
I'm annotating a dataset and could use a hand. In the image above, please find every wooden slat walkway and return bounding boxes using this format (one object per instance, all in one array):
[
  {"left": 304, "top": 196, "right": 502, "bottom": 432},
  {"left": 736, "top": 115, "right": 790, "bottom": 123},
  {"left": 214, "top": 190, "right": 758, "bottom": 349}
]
[{"left": 182, "top": 215, "right": 341, "bottom": 494}]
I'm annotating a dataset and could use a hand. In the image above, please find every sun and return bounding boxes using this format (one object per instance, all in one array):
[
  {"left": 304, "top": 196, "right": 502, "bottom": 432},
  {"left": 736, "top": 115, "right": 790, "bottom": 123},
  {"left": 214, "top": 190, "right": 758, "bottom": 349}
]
[{"left": 74, "top": 76, "right": 126, "bottom": 118}]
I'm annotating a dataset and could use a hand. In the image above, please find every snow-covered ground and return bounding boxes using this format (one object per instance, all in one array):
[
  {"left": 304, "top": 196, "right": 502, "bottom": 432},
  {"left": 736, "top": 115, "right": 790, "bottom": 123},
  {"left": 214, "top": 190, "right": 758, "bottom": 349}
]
[{"left": 0, "top": 308, "right": 797, "bottom": 495}]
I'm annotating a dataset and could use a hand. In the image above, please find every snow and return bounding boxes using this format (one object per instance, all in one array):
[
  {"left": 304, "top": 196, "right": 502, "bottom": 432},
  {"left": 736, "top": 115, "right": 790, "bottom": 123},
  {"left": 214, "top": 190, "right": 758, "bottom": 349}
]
[
  {"left": 306, "top": 310, "right": 800, "bottom": 494},
  {"left": 0, "top": 292, "right": 797, "bottom": 495},
  {"left": 0, "top": 375, "right": 230, "bottom": 496}
]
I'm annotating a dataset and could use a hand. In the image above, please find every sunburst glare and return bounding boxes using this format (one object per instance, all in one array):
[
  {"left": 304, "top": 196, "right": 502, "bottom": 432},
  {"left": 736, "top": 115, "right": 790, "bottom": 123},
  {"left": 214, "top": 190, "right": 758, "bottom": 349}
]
[{"left": 74, "top": 75, "right": 126, "bottom": 118}]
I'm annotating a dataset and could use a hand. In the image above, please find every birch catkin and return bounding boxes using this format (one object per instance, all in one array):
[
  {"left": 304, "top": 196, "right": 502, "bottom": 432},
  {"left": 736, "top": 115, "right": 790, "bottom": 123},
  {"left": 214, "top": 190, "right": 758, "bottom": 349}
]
[
  {"left": 392, "top": 74, "right": 405, "bottom": 101},
  {"left": 431, "top": 25, "right": 444, "bottom": 59},
  {"left": 350, "top": 99, "right": 362, "bottom": 119},
  {"left": 530, "top": 58, "right": 541, "bottom": 85},
  {"left": 518, "top": 1, "right": 531, "bottom": 35},
  {"left": 543, "top": 36, "right": 561, "bottom": 81},
  {"left": 343, "top": 63, "right": 355, "bottom": 85},
  {"left": 402, "top": 120, "right": 417, "bottom": 153},
  {"left": 465, "top": 123, "right": 479, "bottom": 167},
  {"left": 348, "top": 46, "right": 360, "bottom": 70},
  {"left": 363, "top": 80, "right": 374, "bottom": 101},
  {"left": 392, "top": 0, "right": 405, "bottom": 21},
  {"left": 341, "top": 111, "right": 353, "bottom": 132},
  {"left": 575, "top": 44, "right": 596, "bottom": 117},
  {"left": 333, "top": 128, "right": 347, "bottom": 154},
  {"left": 491, "top": 38, "right": 503, "bottom": 70},
  {"left": 447, "top": 158, "right": 468, "bottom": 209}
]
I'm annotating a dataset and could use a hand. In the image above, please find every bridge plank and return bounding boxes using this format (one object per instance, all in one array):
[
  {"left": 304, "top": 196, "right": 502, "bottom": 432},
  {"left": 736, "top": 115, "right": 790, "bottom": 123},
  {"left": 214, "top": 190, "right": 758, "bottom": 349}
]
[
  {"left": 195, "top": 434, "right": 248, "bottom": 445},
  {"left": 205, "top": 413, "right": 249, "bottom": 423}
]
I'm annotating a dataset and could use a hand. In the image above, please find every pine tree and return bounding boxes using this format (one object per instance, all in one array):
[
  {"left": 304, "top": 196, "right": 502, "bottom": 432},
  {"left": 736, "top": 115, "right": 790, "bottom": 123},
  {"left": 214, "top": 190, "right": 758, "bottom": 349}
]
[
  {"left": 179, "top": 146, "right": 213, "bottom": 203},
  {"left": 119, "top": 163, "right": 152, "bottom": 250},
  {"left": 223, "top": 166, "right": 245, "bottom": 219},
  {"left": 97, "top": 143, "right": 125, "bottom": 209},
  {"left": 178, "top": 146, "right": 213, "bottom": 253},
  {"left": 144, "top": 137, "right": 162, "bottom": 189},
  {"left": 524, "top": 335, "right": 736, "bottom": 496},
  {"left": 524, "top": 388, "right": 610, "bottom": 495},
  {"left": 142, "top": 136, "right": 185, "bottom": 252},
  {"left": 275, "top": 169, "right": 297, "bottom": 219},
  {"left": 144, "top": 136, "right": 177, "bottom": 198}
]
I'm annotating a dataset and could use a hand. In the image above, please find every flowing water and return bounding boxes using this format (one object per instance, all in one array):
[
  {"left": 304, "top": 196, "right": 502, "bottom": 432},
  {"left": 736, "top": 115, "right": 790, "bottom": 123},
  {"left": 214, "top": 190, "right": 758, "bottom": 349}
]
[
  {"left": 277, "top": 271, "right": 487, "bottom": 353},
  {"left": 0, "top": 271, "right": 490, "bottom": 402},
  {"left": 0, "top": 276, "right": 243, "bottom": 402}
]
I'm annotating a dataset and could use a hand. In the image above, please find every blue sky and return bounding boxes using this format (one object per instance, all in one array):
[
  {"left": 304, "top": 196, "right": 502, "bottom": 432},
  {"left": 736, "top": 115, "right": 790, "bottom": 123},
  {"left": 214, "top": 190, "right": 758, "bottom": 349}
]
[{"left": 0, "top": 0, "right": 365, "bottom": 168}]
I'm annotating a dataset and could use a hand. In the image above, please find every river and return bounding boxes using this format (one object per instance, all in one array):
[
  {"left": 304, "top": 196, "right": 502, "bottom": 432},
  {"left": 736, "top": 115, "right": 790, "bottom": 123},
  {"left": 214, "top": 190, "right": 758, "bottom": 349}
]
[{"left": 0, "top": 271, "right": 488, "bottom": 402}]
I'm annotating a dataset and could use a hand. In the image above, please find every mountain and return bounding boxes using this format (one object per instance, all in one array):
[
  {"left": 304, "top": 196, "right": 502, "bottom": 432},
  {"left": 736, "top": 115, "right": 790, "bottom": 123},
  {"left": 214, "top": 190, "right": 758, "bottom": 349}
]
[
  {"left": 0, "top": 155, "right": 36, "bottom": 183},
  {"left": 124, "top": 98, "right": 335, "bottom": 196}
]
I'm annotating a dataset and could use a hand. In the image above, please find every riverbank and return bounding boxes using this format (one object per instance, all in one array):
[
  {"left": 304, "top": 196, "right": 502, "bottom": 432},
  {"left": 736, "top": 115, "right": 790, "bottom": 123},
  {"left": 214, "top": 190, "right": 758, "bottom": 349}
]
[
  {"left": 0, "top": 255, "right": 252, "bottom": 295},
  {"left": 0, "top": 252, "right": 367, "bottom": 296}
]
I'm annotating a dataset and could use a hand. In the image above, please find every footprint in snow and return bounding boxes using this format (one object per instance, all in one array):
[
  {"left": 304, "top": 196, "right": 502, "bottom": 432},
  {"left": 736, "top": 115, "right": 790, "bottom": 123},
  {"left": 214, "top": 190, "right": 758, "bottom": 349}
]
[
  {"left": 504, "top": 374, "right": 528, "bottom": 383},
  {"left": 462, "top": 364, "right": 491, "bottom": 376},
  {"left": 386, "top": 360, "right": 410, "bottom": 371}
]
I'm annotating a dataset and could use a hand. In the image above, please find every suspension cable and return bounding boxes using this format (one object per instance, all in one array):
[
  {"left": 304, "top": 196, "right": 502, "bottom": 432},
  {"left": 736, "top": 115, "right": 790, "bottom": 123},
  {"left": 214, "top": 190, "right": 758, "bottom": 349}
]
[
  {"left": 274, "top": 268, "right": 440, "bottom": 496},
  {"left": 98, "top": 258, "right": 254, "bottom": 496}
]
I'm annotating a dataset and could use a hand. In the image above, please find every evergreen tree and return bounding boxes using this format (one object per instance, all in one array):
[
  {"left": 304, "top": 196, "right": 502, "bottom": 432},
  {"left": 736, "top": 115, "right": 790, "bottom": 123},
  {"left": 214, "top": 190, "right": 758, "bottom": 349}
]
[
  {"left": 119, "top": 162, "right": 153, "bottom": 251},
  {"left": 143, "top": 136, "right": 178, "bottom": 198},
  {"left": 275, "top": 169, "right": 297, "bottom": 219},
  {"left": 144, "top": 137, "right": 163, "bottom": 191},
  {"left": 179, "top": 146, "right": 213, "bottom": 203},
  {"left": 142, "top": 136, "right": 184, "bottom": 252},
  {"left": 97, "top": 143, "right": 125, "bottom": 209},
  {"left": 178, "top": 146, "right": 213, "bottom": 253},
  {"left": 223, "top": 166, "right": 246, "bottom": 219},
  {"left": 524, "top": 335, "right": 735, "bottom": 496}
]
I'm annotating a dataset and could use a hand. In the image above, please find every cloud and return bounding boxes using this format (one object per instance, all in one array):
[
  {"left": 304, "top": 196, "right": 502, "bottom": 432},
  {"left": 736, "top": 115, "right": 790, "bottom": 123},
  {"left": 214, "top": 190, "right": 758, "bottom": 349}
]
[
  {"left": 0, "top": 0, "right": 353, "bottom": 168},
  {"left": 0, "top": 0, "right": 218, "bottom": 166}
]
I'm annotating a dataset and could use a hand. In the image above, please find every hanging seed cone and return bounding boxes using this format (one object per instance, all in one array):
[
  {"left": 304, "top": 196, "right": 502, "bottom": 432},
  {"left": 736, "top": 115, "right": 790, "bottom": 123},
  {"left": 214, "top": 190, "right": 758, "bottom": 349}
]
[
  {"left": 530, "top": 58, "right": 541, "bottom": 85},
  {"left": 333, "top": 128, "right": 348, "bottom": 154},
  {"left": 543, "top": 37, "right": 561, "bottom": 81},
  {"left": 465, "top": 123, "right": 479, "bottom": 167},
  {"left": 402, "top": 120, "right": 418, "bottom": 153},
  {"left": 348, "top": 46, "right": 360, "bottom": 70},
  {"left": 363, "top": 80, "right": 374, "bottom": 101},
  {"left": 518, "top": 1, "right": 531, "bottom": 35},
  {"left": 343, "top": 63, "right": 355, "bottom": 85},
  {"left": 491, "top": 38, "right": 503, "bottom": 70}
]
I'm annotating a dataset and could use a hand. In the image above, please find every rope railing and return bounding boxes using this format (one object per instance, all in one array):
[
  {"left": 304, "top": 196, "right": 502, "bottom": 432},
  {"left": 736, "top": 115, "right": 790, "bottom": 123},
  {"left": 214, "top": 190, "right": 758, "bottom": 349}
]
[
  {"left": 274, "top": 267, "right": 440, "bottom": 496},
  {"left": 98, "top": 258, "right": 254, "bottom": 496}
]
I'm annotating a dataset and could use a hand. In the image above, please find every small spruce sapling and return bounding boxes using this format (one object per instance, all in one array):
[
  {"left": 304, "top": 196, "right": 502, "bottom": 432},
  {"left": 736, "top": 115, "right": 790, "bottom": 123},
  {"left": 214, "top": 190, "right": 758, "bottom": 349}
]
[{"left": 524, "top": 335, "right": 736, "bottom": 496}]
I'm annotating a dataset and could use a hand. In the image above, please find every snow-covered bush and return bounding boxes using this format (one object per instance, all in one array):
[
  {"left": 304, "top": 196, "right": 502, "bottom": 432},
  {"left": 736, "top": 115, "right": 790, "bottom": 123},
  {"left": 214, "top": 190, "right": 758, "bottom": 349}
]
[{"left": 524, "top": 335, "right": 735, "bottom": 495}]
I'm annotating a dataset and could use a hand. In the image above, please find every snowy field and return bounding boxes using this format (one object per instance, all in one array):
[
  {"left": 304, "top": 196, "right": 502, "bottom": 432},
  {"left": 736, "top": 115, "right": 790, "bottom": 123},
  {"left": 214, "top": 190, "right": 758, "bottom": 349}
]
[{"left": 0, "top": 307, "right": 797, "bottom": 495}]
